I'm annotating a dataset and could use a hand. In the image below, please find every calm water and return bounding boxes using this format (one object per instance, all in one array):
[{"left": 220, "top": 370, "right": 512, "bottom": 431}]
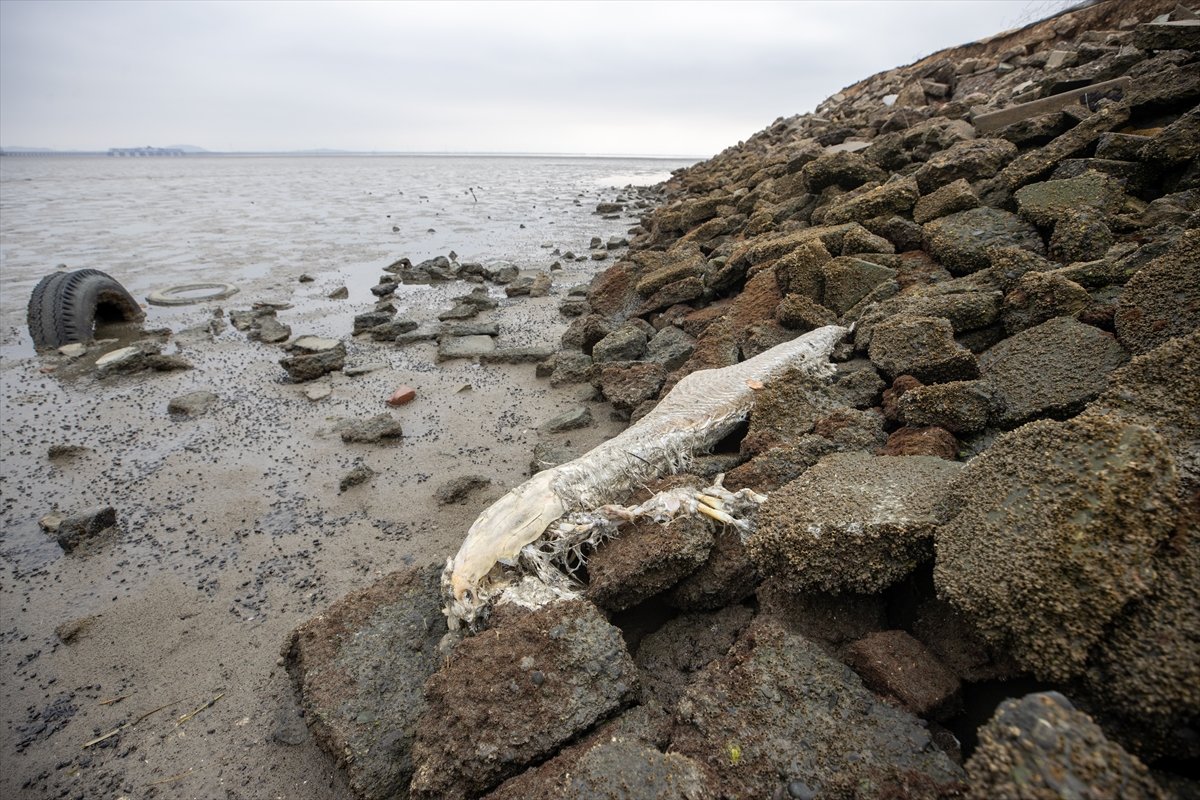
[{"left": 0, "top": 154, "right": 695, "bottom": 358}]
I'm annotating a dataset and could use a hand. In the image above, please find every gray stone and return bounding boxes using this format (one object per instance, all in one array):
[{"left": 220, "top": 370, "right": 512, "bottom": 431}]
[
  {"left": 967, "top": 693, "right": 1166, "bottom": 799},
  {"left": 912, "top": 179, "right": 979, "bottom": 225},
  {"left": 437, "top": 334, "right": 497, "bottom": 362},
  {"left": 635, "top": 605, "right": 754, "bottom": 710},
  {"left": 353, "top": 311, "right": 393, "bottom": 335},
  {"left": 339, "top": 463, "right": 376, "bottom": 492},
  {"left": 1049, "top": 210, "right": 1115, "bottom": 263},
  {"left": 369, "top": 318, "right": 420, "bottom": 341},
  {"left": 1115, "top": 229, "right": 1200, "bottom": 355},
  {"left": 981, "top": 316, "right": 1128, "bottom": 428},
  {"left": 1001, "top": 270, "right": 1090, "bottom": 335},
  {"left": 1014, "top": 172, "right": 1126, "bottom": 227},
  {"left": 935, "top": 415, "right": 1178, "bottom": 681},
  {"left": 286, "top": 566, "right": 445, "bottom": 800},
  {"left": 254, "top": 315, "right": 292, "bottom": 343},
  {"left": 820, "top": 257, "right": 896, "bottom": 316},
  {"left": 897, "top": 380, "right": 993, "bottom": 434},
  {"left": 548, "top": 351, "right": 596, "bottom": 387},
  {"left": 821, "top": 176, "right": 919, "bottom": 225},
  {"left": 1131, "top": 19, "right": 1200, "bottom": 51},
  {"left": 671, "top": 619, "right": 964, "bottom": 799},
  {"left": 338, "top": 414, "right": 403, "bottom": 444},
  {"left": 540, "top": 406, "right": 593, "bottom": 432},
  {"left": 923, "top": 207, "right": 1045, "bottom": 275},
  {"left": 645, "top": 326, "right": 696, "bottom": 372},
  {"left": 913, "top": 138, "right": 1017, "bottom": 193},
  {"left": 409, "top": 601, "right": 639, "bottom": 799},
  {"left": 599, "top": 363, "right": 666, "bottom": 411},
  {"left": 530, "top": 441, "right": 578, "bottom": 474},
  {"left": 434, "top": 475, "right": 491, "bottom": 505},
  {"left": 592, "top": 326, "right": 649, "bottom": 364},
  {"left": 438, "top": 302, "right": 480, "bottom": 321},
  {"left": 868, "top": 314, "right": 979, "bottom": 383},
  {"left": 167, "top": 390, "right": 218, "bottom": 417},
  {"left": 280, "top": 342, "right": 346, "bottom": 382},
  {"left": 56, "top": 506, "right": 118, "bottom": 552},
  {"left": 749, "top": 452, "right": 961, "bottom": 594}
]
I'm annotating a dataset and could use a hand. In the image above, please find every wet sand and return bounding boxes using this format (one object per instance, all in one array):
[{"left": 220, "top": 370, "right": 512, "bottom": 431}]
[{"left": 0, "top": 156, "right": 679, "bottom": 798}]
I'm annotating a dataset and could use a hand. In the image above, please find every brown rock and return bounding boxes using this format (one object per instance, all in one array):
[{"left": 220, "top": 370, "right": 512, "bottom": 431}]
[
  {"left": 844, "top": 630, "right": 961, "bottom": 719},
  {"left": 878, "top": 426, "right": 958, "bottom": 460}
]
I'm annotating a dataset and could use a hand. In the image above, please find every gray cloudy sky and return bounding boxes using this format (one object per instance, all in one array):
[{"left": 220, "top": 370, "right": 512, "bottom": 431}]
[{"left": 1, "top": 0, "right": 1074, "bottom": 157}]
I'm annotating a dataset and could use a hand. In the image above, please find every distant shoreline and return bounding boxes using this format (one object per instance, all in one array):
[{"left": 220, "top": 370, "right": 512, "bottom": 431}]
[{"left": 0, "top": 149, "right": 704, "bottom": 161}]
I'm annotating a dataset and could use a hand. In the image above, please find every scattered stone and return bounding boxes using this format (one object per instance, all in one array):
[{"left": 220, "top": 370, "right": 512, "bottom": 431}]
[
  {"left": 339, "top": 463, "right": 376, "bottom": 492},
  {"left": 540, "top": 405, "right": 592, "bottom": 432},
  {"left": 386, "top": 385, "right": 416, "bottom": 406},
  {"left": 478, "top": 346, "right": 556, "bottom": 365},
  {"left": 353, "top": 311, "right": 394, "bottom": 335},
  {"left": 749, "top": 452, "right": 961, "bottom": 594},
  {"left": 55, "top": 506, "right": 117, "bottom": 553},
  {"left": 338, "top": 414, "right": 403, "bottom": 444},
  {"left": 327, "top": 286, "right": 349, "bottom": 299},
  {"left": 436, "top": 334, "right": 496, "bottom": 362},
  {"left": 369, "top": 318, "right": 420, "bottom": 341},
  {"left": 305, "top": 382, "right": 332, "bottom": 401},
  {"left": 167, "top": 390, "right": 218, "bottom": 417},
  {"left": 280, "top": 340, "right": 346, "bottom": 382},
  {"left": 966, "top": 692, "right": 1167, "bottom": 799},
  {"left": 530, "top": 441, "right": 578, "bottom": 474},
  {"left": 344, "top": 361, "right": 387, "bottom": 376},
  {"left": 434, "top": 475, "right": 491, "bottom": 505},
  {"left": 57, "top": 343, "right": 86, "bottom": 358},
  {"left": 438, "top": 302, "right": 480, "bottom": 321},
  {"left": 935, "top": 415, "right": 1179, "bottom": 681},
  {"left": 1014, "top": 171, "right": 1126, "bottom": 227}
]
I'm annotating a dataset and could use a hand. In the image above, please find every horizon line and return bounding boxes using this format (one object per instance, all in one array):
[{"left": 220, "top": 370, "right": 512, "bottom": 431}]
[{"left": 0, "top": 147, "right": 707, "bottom": 160}]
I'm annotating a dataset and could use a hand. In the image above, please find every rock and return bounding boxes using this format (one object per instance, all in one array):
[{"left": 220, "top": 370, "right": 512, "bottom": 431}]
[
  {"left": 587, "top": 516, "right": 714, "bottom": 612},
  {"left": 540, "top": 405, "right": 592, "bottom": 432},
  {"left": 1014, "top": 172, "right": 1126, "bottom": 227},
  {"left": 548, "top": 351, "right": 595, "bottom": 387},
  {"left": 757, "top": 582, "right": 886, "bottom": 652},
  {"left": 820, "top": 257, "right": 896, "bottom": 316},
  {"left": 338, "top": 414, "right": 403, "bottom": 444},
  {"left": 1131, "top": 19, "right": 1200, "bottom": 51},
  {"left": 635, "top": 605, "right": 753, "bottom": 710},
  {"left": 868, "top": 315, "right": 979, "bottom": 383},
  {"left": 442, "top": 321, "right": 500, "bottom": 337},
  {"left": 280, "top": 339, "right": 345, "bottom": 382},
  {"left": 327, "top": 285, "right": 349, "bottom": 299},
  {"left": 1048, "top": 210, "right": 1115, "bottom": 263},
  {"left": 1140, "top": 105, "right": 1199, "bottom": 166},
  {"left": 344, "top": 361, "right": 387, "bottom": 377},
  {"left": 561, "top": 314, "right": 612, "bottom": 354},
  {"left": 913, "top": 138, "right": 1017, "bottom": 193},
  {"left": 878, "top": 425, "right": 958, "bottom": 459},
  {"left": 671, "top": 619, "right": 964, "bottom": 799},
  {"left": 882, "top": 374, "right": 922, "bottom": 423},
  {"left": 530, "top": 441, "right": 577, "bottom": 474},
  {"left": 304, "top": 382, "right": 332, "bottom": 401},
  {"left": 434, "top": 475, "right": 491, "bottom": 505},
  {"left": 395, "top": 324, "right": 440, "bottom": 345},
  {"left": 286, "top": 566, "right": 444, "bottom": 800},
  {"left": 56, "top": 506, "right": 117, "bottom": 552},
  {"left": 749, "top": 452, "right": 961, "bottom": 594},
  {"left": 821, "top": 176, "right": 919, "bottom": 225},
  {"left": 741, "top": 368, "right": 845, "bottom": 455},
  {"left": 844, "top": 630, "right": 961, "bottom": 719},
  {"left": 369, "top": 280, "right": 398, "bottom": 297},
  {"left": 592, "top": 325, "right": 649, "bottom": 363},
  {"left": 912, "top": 178, "right": 980, "bottom": 225},
  {"left": 776, "top": 293, "right": 837, "bottom": 331},
  {"left": 558, "top": 296, "right": 590, "bottom": 317},
  {"left": 438, "top": 302, "right": 480, "bottom": 321},
  {"left": 973, "top": 76, "right": 1132, "bottom": 135},
  {"left": 479, "top": 346, "right": 557, "bottom": 365},
  {"left": 911, "top": 599, "right": 1018, "bottom": 683},
  {"left": 409, "top": 600, "right": 639, "bottom": 799},
  {"left": 595, "top": 201, "right": 624, "bottom": 214},
  {"left": 966, "top": 692, "right": 1167, "bottom": 800},
  {"left": 1085, "top": 330, "right": 1200, "bottom": 493},
  {"left": 922, "top": 207, "right": 1045, "bottom": 275},
  {"left": 339, "top": 463, "right": 376, "bottom": 492},
  {"left": 254, "top": 315, "right": 292, "bottom": 343},
  {"left": 1001, "top": 270, "right": 1090, "bottom": 334},
  {"left": 934, "top": 415, "right": 1179, "bottom": 681},
  {"left": 840, "top": 224, "right": 895, "bottom": 256},
  {"left": 167, "top": 390, "right": 218, "bottom": 417},
  {"left": 386, "top": 385, "right": 416, "bottom": 406},
  {"left": 987, "top": 101, "right": 1131, "bottom": 193},
  {"left": 437, "top": 334, "right": 496, "bottom": 362},
  {"left": 1095, "top": 131, "right": 1153, "bottom": 161},
  {"left": 599, "top": 363, "right": 666, "bottom": 412},
  {"left": 644, "top": 326, "right": 696, "bottom": 372},
  {"left": 1114, "top": 229, "right": 1200, "bottom": 355},
  {"left": 799, "top": 150, "right": 887, "bottom": 192},
  {"left": 667, "top": 526, "right": 760, "bottom": 611},
  {"left": 980, "top": 316, "right": 1128, "bottom": 428},
  {"left": 897, "top": 380, "right": 993, "bottom": 434},
  {"left": 368, "top": 318, "right": 420, "bottom": 341}
]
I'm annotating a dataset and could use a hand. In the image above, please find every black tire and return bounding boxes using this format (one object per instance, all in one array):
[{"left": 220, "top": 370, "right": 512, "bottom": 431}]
[{"left": 26, "top": 269, "right": 145, "bottom": 349}]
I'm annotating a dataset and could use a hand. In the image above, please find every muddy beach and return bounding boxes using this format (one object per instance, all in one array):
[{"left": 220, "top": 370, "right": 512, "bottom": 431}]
[{"left": 0, "top": 156, "right": 686, "bottom": 798}]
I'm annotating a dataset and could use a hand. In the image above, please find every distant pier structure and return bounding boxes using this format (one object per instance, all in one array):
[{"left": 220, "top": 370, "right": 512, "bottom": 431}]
[{"left": 108, "top": 146, "right": 185, "bottom": 157}]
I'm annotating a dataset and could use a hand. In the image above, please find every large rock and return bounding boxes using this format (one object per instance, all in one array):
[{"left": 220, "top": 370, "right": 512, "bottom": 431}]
[
  {"left": 599, "top": 363, "right": 666, "bottom": 412},
  {"left": 1114, "top": 229, "right": 1200, "bottom": 355},
  {"left": 820, "top": 257, "right": 896, "bottom": 316},
  {"left": 670, "top": 619, "right": 965, "bottom": 799},
  {"left": 898, "top": 380, "right": 993, "bottom": 434},
  {"left": 285, "top": 566, "right": 444, "bottom": 800},
  {"left": 666, "top": 525, "right": 760, "bottom": 611},
  {"left": 587, "top": 516, "right": 714, "bottom": 612},
  {"left": 645, "top": 326, "right": 696, "bottom": 372},
  {"left": 922, "top": 207, "right": 1045, "bottom": 276},
  {"left": 1013, "top": 172, "right": 1126, "bottom": 228},
  {"left": 799, "top": 150, "right": 886, "bottom": 192},
  {"left": 912, "top": 178, "right": 979, "bottom": 225},
  {"left": 912, "top": 138, "right": 1016, "bottom": 193},
  {"left": 966, "top": 692, "right": 1166, "bottom": 800},
  {"left": 867, "top": 314, "right": 979, "bottom": 383},
  {"left": 1000, "top": 270, "right": 1090, "bottom": 335},
  {"left": 844, "top": 630, "right": 961, "bottom": 719},
  {"left": 934, "top": 415, "right": 1179, "bottom": 681},
  {"left": 410, "top": 600, "right": 639, "bottom": 799},
  {"left": 748, "top": 452, "right": 961, "bottom": 594},
  {"left": 592, "top": 325, "right": 649, "bottom": 363},
  {"left": 980, "top": 316, "right": 1128, "bottom": 428},
  {"left": 56, "top": 505, "right": 118, "bottom": 552},
  {"left": 821, "top": 176, "right": 919, "bottom": 224},
  {"left": 634, "top": 605, "right": 753, "bottom": 711},
  {"left": 280, "top": 339, "right": 345, "bottom": 382}
]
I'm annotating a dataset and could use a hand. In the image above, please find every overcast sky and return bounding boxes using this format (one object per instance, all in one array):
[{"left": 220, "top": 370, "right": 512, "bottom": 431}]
[{"left": 0, "top": 0, "right": 1076, "bottom": 157}]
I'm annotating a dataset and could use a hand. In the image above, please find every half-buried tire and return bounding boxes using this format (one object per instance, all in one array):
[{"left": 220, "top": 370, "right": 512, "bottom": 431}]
[{"left": 26, "top": 269, "right": 146, "bottom": 349}]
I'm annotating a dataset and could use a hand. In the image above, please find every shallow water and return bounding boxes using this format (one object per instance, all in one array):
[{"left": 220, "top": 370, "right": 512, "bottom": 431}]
[{"left": 0, "top": 154, "right": 689, "bottom": 358}]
